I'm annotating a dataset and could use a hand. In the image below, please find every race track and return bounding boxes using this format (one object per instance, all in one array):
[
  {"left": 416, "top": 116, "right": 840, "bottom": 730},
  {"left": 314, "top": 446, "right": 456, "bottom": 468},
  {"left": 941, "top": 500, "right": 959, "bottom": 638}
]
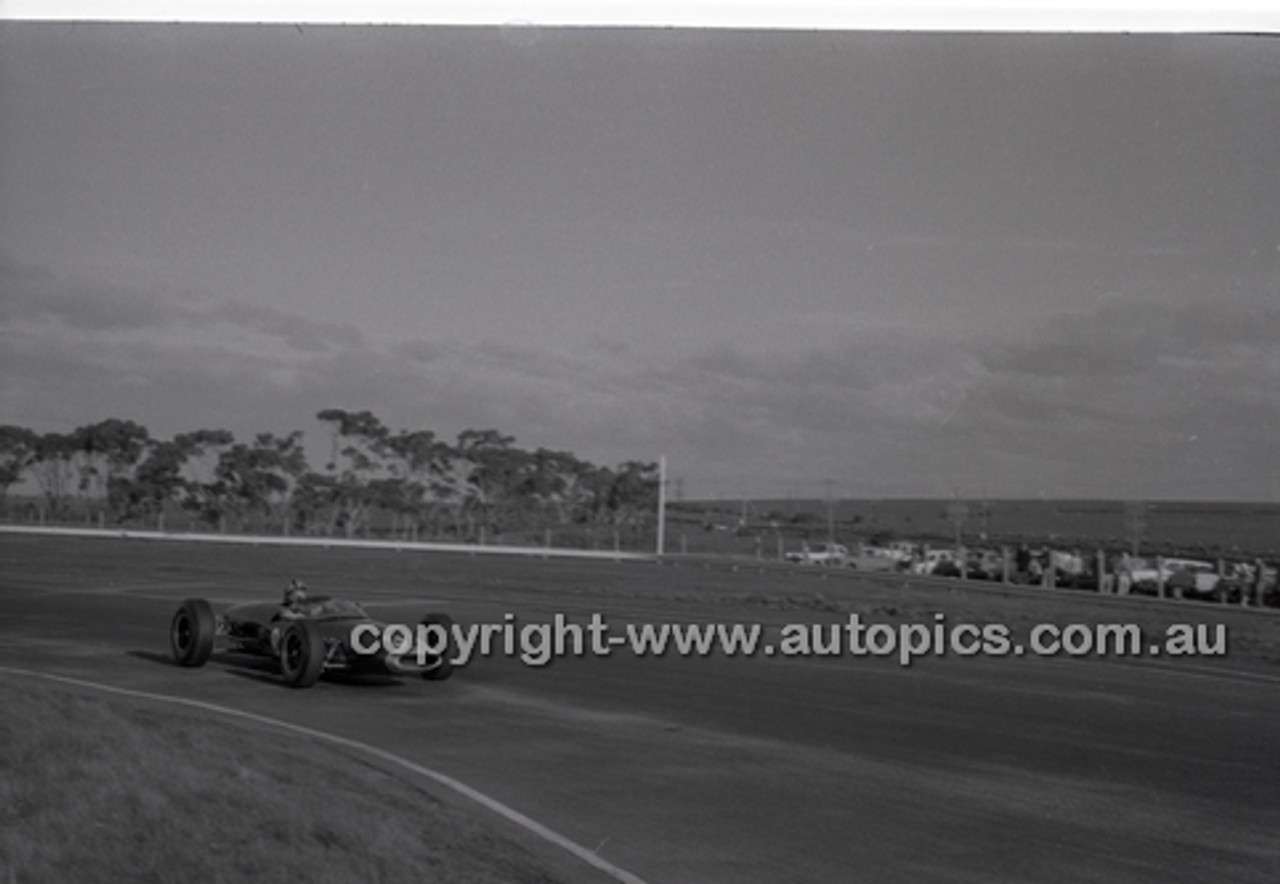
[{"left": 3, "top": 534, "right": 1279, "bottom": 883}]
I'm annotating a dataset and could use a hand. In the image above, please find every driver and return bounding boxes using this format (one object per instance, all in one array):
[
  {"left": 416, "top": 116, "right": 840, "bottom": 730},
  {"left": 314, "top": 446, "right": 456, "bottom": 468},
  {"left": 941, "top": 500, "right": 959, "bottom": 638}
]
[{"left": 279, "top": 579, "right": 310, "bottom": 619}]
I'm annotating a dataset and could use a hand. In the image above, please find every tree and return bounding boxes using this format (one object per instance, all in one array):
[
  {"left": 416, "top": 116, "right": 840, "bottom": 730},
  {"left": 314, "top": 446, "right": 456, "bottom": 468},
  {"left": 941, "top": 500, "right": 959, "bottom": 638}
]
[
  {"left": 106, "top": 432, "right": 234, "bottom": 529},
  {"left": 17, "top": 411, "right": 660, "bottom": 549},
  {"left": 69, "top": 419, "right": 150, "bottom": 518},
  {"left": 315, "top": 409, "right": 391, "bottom": 537},
  {"left": 317, "top": 409, "right": 389, "bottom": 470},
  {"left": 172, "top": 429, "right": 236, "bottom": 527},
  {"left": 606, "top": 460, "right": 661, "bottom": 530},
  {"left": 382, "top": 428, "right": 453, "bottom": 538},
  {"left": 210, "top": 432, "right": 309, "bottom": 532},
  {"left": 578, "top": 463, "right": 618, "bottom": 530},
  {"left": 259, "top": 431, "right": 309, "bottom": 529},
  {"left": 0, "top": 425, "right": 38, "bottom": 515},
  {"left": 291, "top": 471, "right": 340, "bottom": 536},
  {"left": 516, "top": 448, "right": 577, "bottom": 524},
  {"left": 109, "top": 429, "right": 234, "bottom": 526},
  {"left": 109, "top": 438, "right": 188, "bottom": 523},
  {"left": 31, "top": 432, "right": 77, "bottom": 518},
  {"left": 455, "top": 429, "right": 526, "bottom": 539}
]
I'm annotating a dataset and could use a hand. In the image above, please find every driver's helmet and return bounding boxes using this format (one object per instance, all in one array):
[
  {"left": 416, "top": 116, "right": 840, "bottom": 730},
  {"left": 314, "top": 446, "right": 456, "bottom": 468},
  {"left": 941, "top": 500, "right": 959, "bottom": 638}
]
[{"left": 283, "top": 579, "right": 308, "bottom": 608}]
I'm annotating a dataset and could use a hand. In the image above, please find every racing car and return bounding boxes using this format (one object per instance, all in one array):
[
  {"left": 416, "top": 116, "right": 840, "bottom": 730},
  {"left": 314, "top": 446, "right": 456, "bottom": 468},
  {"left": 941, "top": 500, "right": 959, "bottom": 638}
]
[{"left": 169, "top": 583, "right": 457, "bottom": 688}]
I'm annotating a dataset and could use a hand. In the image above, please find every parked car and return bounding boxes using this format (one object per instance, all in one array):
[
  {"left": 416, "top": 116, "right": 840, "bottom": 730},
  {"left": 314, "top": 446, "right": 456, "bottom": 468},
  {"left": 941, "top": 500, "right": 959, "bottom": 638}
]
[
  {"left": 861, "top": 544, "right": 912, "bottom": 564},
  {"left": 964, "top": 549, "right": 1005, "bottom": 581},
  {"left": 1127, "top": 557, "right": 1220, "bottom": 599},
  {"left": 785, "top": 543, "right": 850, "bottom": 566},
  {"left": 911, "top": 548, "right": 960, "bottom": 576},
  {"left": 850, "top": 544, "right": 912, "bottom": 571}
]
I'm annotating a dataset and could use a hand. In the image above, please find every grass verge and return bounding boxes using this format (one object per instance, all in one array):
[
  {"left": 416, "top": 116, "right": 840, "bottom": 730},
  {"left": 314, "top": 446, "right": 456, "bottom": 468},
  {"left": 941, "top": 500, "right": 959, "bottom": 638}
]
[{"left": 0, "top": 678, "right": 566, "bottom": 884}]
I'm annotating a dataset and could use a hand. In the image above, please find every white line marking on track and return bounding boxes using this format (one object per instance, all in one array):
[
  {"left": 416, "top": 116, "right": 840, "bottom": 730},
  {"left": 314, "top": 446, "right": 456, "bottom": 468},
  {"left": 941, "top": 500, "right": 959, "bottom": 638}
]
[{"left": 0, "top": 666, "right": 650, "bottom": 884}]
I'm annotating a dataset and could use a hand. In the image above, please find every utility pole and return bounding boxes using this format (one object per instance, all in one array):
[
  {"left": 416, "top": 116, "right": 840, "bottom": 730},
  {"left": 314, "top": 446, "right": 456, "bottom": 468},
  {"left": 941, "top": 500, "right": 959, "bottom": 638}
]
[
  {"left": 656, "top": 455, "right": 667, "bottom": 556},
  {"left": 947, "top": 490, "right": 968, "bottom": 548},
  {"left": 824, "top": 478, "right": 835, "bottom": 544}
]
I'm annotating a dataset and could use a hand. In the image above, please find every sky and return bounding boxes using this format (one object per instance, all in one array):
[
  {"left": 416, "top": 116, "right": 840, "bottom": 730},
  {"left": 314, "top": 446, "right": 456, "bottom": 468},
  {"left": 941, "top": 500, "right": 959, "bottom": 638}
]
[{"left": 1, "top": 20, "right": 1279, "bottom": 501}]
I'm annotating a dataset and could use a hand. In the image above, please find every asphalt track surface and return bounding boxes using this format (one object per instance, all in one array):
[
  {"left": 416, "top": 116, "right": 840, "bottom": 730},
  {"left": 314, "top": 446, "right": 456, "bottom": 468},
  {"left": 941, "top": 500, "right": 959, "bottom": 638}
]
[{"left": 3, "top": 534, "right": 1279, "bottom": 883}]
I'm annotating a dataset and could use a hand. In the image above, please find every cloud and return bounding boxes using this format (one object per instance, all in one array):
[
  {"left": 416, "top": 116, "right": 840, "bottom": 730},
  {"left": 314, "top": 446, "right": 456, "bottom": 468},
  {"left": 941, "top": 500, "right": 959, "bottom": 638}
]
[
  {"left": 0, "top": 254, "right": 183, "bottom": 333},
  {"left": 977, "top": 299, "right": 1280, "bottom": 426},
  {"left": 0, "top": 255, "right": 362, "bottom": 356},
  {"left": 952, "top": 298, "right": 1280, "bottom": 497},
  {"left": 203, "top": 300, "right": 365, "bottom": 354},
  {"left": 4, "top": 255, "right": 1279, "bottom": 499}
]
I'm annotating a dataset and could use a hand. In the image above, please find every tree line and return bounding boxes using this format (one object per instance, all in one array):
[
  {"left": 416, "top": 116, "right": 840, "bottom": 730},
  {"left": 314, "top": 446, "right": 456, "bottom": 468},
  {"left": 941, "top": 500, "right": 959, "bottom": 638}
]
[{"left": 0, "top": 411, "right": 660, "bottom": 543}]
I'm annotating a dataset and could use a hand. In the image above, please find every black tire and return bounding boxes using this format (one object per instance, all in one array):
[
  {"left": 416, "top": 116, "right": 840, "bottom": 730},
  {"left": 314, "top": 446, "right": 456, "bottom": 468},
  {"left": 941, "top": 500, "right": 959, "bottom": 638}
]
[
  {"left": 420, "top": 613, "right": 456, "bottom": 681},
  {"left": 171, "top": 598, "right": 216, "bottom": 667},
  {"left": 279, "top": 621, "right": 325, "bottom": 688}
]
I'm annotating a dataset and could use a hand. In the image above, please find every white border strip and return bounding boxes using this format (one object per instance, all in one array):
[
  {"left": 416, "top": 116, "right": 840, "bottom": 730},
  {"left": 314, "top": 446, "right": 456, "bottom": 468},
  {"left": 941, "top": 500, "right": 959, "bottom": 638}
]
[
  {"left": 1, "top": 2, "right": 1278, "bottom": 33},
  {"left": 0, "top": 666, "right": 650, "bottom": 884},
  {"left": 0, "top": 524, "right": 653, "bottom": 562}
]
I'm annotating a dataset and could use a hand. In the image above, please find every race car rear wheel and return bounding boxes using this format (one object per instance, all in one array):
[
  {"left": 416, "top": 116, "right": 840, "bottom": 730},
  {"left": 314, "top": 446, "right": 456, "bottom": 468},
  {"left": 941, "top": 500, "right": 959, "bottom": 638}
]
[
  {"left": 420, "top": 613, "right": 455, "bottom": 681},
  {"left": 171, "top": 598, "right": 216, "bottom": 667},
  {"left": 279, "top": 621, "right": 325, "bottom": 688}
]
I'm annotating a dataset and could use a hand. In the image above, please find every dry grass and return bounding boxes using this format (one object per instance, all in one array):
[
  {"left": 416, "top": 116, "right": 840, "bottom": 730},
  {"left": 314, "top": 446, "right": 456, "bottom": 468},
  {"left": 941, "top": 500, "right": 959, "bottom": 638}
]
[{"left": 0, "top": 680, "right": 562, "bottom": 884}]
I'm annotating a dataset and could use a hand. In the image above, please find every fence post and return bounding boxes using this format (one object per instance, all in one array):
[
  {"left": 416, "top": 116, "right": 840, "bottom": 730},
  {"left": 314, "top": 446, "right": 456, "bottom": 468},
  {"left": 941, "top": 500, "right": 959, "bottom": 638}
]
[
  {"left": 1156, "top": 555, "right": 1166, "bottom": 599},
  {"left": 1001, "top": 546, "right": 1010, "bottom": 584},
  {"left": 1096, "top": 549, "right": 1107, "bottom": 593}
]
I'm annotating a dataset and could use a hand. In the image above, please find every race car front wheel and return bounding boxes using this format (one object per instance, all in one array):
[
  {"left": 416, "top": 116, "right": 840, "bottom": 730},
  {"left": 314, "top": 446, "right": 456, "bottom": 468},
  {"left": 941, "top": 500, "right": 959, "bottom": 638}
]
[
  {"left": 171, "top": 598, "right": 215, "bottom": 667},
  {"left": 279, "top": 621, "right": 325, "bottom": 688}
]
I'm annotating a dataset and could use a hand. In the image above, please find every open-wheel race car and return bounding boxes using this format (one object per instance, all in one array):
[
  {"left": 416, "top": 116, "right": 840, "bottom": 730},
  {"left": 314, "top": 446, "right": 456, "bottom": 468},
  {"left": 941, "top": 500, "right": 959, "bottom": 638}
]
[{"left": 169, "top": 581, "right": 457, "bottom": 688}]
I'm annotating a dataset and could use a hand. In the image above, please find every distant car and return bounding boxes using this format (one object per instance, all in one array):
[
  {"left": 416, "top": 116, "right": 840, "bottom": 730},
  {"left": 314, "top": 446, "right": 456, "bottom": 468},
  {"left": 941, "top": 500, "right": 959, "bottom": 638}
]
[
  {"left": 911, "top": 549, "right": 960, "bottom": 576},
  {"left": 861, "top": 545, "right": 913, "bottom": 564},
  {"left": 785, "top": 543, "right": 849, "bottom": 566},
  {"left": 1127, "top": 557, "right": 1221, "bottom": 599},
  {"left": 1166, "top": 559, "right": 1223, "bottom": 599},
  {"left": 169, "top": 591, "right": 457, "bottom": 688},
  {"left": 964, "top": 549, "right": 1005, "bottom": 581},
  {"left": 851, "top": 545, "right": 913, "bottom": 572}
]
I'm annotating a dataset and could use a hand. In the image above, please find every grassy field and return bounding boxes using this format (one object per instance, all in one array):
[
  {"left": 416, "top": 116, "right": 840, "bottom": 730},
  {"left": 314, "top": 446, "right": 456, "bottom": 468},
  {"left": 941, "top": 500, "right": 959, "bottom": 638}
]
[
  {"left": 0, "top": 678, "right": 565, "bottom": 884},
  {"left": 676, "top": 497, "right": 1280, "bottom": 558}
]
